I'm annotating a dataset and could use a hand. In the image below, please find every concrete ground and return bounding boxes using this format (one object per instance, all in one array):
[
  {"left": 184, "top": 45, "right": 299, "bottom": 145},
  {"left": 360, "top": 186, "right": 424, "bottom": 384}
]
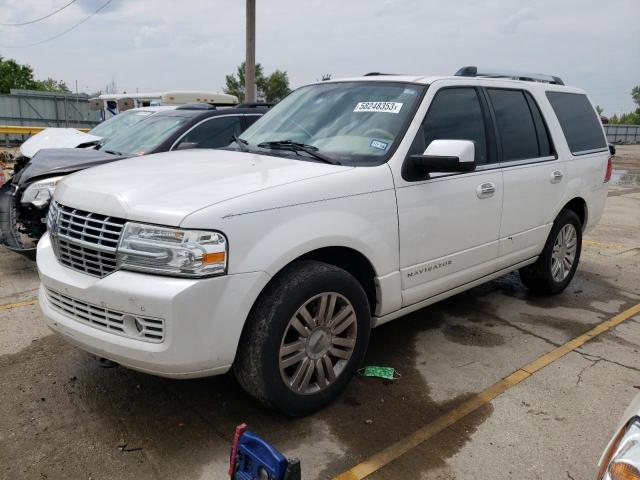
[{"left": 1, "top": 147, "right": 639, "bottom": 480}]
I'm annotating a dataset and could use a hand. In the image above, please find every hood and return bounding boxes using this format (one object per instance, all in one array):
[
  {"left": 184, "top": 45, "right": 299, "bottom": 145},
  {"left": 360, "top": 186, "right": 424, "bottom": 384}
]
[
  {"left": 55, "top": 149, "right": 352, "bottom": 226},
  {"left": 20, "top": 128, "right": 102, "bottom": 158},
  {"left": 16, "top": 148, "right": 124, "bottom": 186}
]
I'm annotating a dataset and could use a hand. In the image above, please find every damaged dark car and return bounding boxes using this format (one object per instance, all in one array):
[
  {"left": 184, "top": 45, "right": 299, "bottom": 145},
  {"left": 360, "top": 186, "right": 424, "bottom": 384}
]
[{"left": 0, "top": 104, "right": 269, "bottom": 256}]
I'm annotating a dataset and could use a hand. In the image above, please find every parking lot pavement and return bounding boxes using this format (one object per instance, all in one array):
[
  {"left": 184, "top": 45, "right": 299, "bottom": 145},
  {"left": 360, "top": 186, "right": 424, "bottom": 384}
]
[{"left": 1, "top": 152, "right": 639, "bottom": 480}]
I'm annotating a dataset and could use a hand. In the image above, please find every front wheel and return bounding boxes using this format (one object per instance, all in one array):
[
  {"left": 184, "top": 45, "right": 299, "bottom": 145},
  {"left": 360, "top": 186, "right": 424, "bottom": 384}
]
[
  {"left": 519, "top": 209, "right": 582, "bottom": 295},
  {"left": 234, "top": 260, "right": 371, "bottom": 416}
]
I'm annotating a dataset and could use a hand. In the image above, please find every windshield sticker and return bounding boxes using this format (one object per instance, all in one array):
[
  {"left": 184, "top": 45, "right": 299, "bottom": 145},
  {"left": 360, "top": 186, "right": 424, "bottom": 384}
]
[
  {"left": 353, "top": 102, "right": 403, "bottom": 114},
  {"left": 370, "top": 139, "right": 389, "bottom": 151}
]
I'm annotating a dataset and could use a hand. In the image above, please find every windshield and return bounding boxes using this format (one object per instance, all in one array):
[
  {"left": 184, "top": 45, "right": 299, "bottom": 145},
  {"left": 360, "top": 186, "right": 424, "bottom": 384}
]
[
  {"left": 239, "top": 81, "right": 425, "bottom": 164},
  {"left": 88, "top": 110, "right": 154, "bottom": 139},
  {"left": 100, "top": 114, "right": 190, "bottom": 156}
]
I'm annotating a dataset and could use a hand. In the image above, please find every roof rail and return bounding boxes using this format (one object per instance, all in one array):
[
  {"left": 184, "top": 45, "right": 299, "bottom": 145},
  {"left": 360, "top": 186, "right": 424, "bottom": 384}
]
[
  {"left": 363, "top": 72, "right": 403, "bottom": 76},
  {"left": 176, "top": 103, "right": 217, "bottom": 110},
  {"left": 236, "top": 102, "right": 275, "bottom": 108},
  {"left": 454, "top": 66, "right": 564, "bottom": 85}
]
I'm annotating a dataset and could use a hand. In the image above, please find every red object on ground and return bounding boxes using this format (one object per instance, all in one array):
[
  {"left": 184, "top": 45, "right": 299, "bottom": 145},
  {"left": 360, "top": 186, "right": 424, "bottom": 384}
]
[{"left": 229, "top": 423, "right": 248, "bottom": 478}]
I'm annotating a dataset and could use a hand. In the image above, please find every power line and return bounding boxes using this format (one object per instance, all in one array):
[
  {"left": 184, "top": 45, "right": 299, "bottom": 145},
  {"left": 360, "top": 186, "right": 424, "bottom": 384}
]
[
  {"left": 0, "top": 0, "right": 79, "bottom": 26},
  {"left": 0, "top": 0, "right": 113, "bottom": 48}
]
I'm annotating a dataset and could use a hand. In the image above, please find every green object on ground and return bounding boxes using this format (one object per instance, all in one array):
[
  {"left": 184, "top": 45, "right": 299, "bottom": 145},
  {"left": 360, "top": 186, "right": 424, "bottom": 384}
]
[{"left": 363, "top": 366, "right": 395, "bottom": 380}]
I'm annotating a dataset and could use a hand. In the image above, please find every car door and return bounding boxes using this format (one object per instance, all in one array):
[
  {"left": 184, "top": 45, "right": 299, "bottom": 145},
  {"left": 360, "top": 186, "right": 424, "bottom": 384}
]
[
  {"left": 395, "top": 85, "right": 503, "bottom": 307},
  {"left": 171, "top": 115, "right": 243, "bottom": 150},
  {"left": 484, "top": 87, "right": 564, "bottom": 270}
]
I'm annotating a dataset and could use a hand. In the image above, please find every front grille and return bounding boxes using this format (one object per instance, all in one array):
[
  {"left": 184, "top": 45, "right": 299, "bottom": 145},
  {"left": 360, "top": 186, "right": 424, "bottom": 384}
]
[
  {"left": 49, "top": 202, "right": 126, "bottom": 277},
  {"left": 45, "top": 287, "right": 165, "bottom": 343}
]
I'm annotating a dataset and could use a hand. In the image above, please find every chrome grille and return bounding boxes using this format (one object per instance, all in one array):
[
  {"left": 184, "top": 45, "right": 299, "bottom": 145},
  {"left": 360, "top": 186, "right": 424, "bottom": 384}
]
[
  {"left": 45, "top": 287, "right": 165, "bottom": 343},
  {"left": 49, "top": 202, "right": 126, "bottom": 277}
]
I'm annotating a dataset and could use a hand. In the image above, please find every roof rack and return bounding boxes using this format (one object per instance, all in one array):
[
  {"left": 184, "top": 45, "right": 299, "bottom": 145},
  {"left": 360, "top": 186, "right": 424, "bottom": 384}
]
[
  {"left": 454, "top": 66, "right": 564, "bottom": 85},
  {"left": 236, "top": 102, "right": 274, "bottom": 108},
  {"left": 176, "top": 103, "right": 218, "bottom": 110},
  {"left": 363, "top": 72, "right": 403, "bottom": 76}
]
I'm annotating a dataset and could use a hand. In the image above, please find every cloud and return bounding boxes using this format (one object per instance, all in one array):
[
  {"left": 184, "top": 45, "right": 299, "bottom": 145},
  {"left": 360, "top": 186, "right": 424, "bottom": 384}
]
[
  {"left": 501, "top": 7, "right": 538, "bottom": 34},
  {"left": 0, "top": 0, "right": 638, "bottom": 113}
]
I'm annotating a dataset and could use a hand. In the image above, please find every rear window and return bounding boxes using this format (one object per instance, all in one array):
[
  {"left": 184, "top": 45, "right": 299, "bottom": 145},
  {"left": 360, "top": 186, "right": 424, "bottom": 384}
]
[{"left": 546, "top": 92, "right": 607, "bottom": 155}]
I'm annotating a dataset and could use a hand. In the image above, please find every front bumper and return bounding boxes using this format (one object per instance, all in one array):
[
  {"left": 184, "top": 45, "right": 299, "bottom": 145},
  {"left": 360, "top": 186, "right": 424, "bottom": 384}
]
[{"left": 37, "top": 233, "right": 271, "bottom": 378}]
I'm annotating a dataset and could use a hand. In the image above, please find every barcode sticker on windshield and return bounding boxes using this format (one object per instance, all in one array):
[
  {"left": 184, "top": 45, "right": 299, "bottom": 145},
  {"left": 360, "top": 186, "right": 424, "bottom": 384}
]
[{"left": 353, "top": 102, "right": 403, "bottom": 114}]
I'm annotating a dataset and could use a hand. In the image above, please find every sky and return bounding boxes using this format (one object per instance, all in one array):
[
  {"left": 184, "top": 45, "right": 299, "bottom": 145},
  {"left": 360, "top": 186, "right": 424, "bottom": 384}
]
[{"left": 0, "top": 0, "right": 638, "bottom": 116}]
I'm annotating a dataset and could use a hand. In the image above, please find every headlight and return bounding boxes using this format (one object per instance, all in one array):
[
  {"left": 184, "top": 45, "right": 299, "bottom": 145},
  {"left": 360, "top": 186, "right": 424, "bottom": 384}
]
[
  {"left": 117, "top": 222, "right": 227, "bottom": 278},
  {"left": 21, "top": 176, "right": 64, "bottom": 208},
  {"left": 600, "top": 418, "right": 640, "bottom": 480}
]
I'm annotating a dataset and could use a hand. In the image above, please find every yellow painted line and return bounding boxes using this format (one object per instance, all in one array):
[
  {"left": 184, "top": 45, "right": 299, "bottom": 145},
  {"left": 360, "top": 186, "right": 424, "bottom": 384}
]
[
  {"left": 583, "top": 239, "right": 628, "bottom": 250},
  {"left": 0, "top": 126, "right": 90, "bottom": 135},
  {"left": 334, "top": 302, "right": 640, "bottom": 480},
  {"left": 0, "top": 299, "right": 38, "bottom": 312}
]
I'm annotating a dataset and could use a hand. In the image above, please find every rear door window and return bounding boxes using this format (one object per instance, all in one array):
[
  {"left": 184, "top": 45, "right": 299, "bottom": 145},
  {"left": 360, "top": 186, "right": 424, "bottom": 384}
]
[
  {"left": 488, "top": 89, "right": 541, "bottom": 162},
  {"left": 545, "top": 92, "right": 607, "bottom": 155},
  {"left": 175, "top": 115, "right": 242, "bottom": 150}
]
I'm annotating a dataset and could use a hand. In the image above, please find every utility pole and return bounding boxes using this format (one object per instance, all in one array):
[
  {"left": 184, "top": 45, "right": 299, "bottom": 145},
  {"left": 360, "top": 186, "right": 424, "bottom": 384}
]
[{"left": 245, "top": 0, "right": 256, "bottom": 103}]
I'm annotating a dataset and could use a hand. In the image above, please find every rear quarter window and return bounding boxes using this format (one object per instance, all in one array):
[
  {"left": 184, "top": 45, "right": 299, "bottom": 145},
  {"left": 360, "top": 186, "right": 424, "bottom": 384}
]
[{"left": 545, "top": 92, "right": 607, "bottom": 155}]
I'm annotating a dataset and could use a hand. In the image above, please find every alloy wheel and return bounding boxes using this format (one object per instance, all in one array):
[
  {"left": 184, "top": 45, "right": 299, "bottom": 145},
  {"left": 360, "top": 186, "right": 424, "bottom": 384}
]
[
  {"left": 551, "top": 223, "right": 578, "bottom": 282},
  {"left": 279, "top": 292, "right": 357, "bottom": 395}
]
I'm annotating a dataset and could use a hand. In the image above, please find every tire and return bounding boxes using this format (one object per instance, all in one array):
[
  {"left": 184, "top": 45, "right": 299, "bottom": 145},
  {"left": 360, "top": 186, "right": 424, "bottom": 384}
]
[
  {"left": 234, "top": 260, "right": 371, "bottom": 416},
  {"left": 519, "top": 209, "right": 582, "bottom": 295}
]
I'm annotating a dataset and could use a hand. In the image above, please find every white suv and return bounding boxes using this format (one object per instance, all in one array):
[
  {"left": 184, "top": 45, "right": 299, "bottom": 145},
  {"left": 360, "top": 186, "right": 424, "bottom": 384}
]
[{"left": 37, "top": 67, "right": 612, "bottom": 415}]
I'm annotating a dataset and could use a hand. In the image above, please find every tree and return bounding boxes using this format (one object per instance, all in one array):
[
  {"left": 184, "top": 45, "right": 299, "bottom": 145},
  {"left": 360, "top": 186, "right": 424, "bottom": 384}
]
[
  {"left": 608, "top": 86, "right": 640, "bottom": 125},
  {"left": 632, "top": 85, "right": 640, "bottom": 108},
  {"left": 105, "top": 77, "right": 118, "bottom": 94},
  {"left": 595, "top": 105, "right": 604, "bottom": 116},
  {"left": 33, "top": 78, "right": 69, "bottom": 93},
  {"left": 224, "top": 62, "right": 265, "bottom": 102},
  {"left": 0, "top": 56, "right": 36, "bottom": 93},
  {"left": 261, "top": 69, "right": 290, "bottom": 103},
  {"left": 0, "top": 55, "right": 69, "bottom": 94},
  {"left": 224, "top": 62, "right": 290, "bottom": 103}
]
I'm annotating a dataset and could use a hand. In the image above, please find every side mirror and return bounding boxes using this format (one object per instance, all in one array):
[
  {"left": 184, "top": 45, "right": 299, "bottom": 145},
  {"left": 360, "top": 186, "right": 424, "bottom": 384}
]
[
  {"left": 407, "top": 140, "right": 476, "bottom": 179},
  {"left": 175, "top": 142, "right": 199, "bottom": 151}
]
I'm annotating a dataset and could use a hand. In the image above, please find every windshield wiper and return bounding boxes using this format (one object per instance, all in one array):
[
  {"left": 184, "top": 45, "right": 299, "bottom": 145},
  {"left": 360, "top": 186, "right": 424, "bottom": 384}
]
[
  {"left": 104, "top": 149, "right": 123, "bottom": 156},
  {"left": 257, "top": 140, "right": 340, "bottom": 165},
  {"left": 232, "top": 134, "right": 249, "bottom": 152}
]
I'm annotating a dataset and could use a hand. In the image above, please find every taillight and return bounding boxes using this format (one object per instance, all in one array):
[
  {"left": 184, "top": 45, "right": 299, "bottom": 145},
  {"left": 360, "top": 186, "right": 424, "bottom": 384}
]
[{"left": 604, "top": 156, "right": 613, "bottom": 183}]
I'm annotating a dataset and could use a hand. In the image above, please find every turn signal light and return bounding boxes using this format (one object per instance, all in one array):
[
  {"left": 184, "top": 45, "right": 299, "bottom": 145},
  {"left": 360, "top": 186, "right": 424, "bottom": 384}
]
[
  {"left": 604, "top": 156, "right": 613, "bottom": 183},
  {"left": 202, "top": 252, "right": 225, "bottom": 264},
  {"left": 609, "top": 462, "right": 640, "bottom": 480}
]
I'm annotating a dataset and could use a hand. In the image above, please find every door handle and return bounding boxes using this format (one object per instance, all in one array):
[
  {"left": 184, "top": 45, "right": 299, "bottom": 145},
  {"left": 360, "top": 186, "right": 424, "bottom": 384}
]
[
  {"left": 476, "top": 182, "right": 496, "bottom": 199},
  {"left": 550, "top": 170, "right": 564, "bottom": 184}
]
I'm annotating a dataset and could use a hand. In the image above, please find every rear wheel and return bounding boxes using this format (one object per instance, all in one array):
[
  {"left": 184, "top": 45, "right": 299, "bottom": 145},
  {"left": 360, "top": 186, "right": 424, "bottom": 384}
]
[
  {"left": 234, "top": 260, "right": 371, "bottom": 416},
  {"left": 519, "top": 209, "right": 582, "bottom": 295}
]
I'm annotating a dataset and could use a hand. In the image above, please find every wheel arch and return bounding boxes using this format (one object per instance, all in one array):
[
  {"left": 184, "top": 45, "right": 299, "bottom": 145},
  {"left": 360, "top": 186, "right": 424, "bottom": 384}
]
[
  {"left": 258, "top": 246, "right": 379, "bottom": 316},
  {"left": 559, "top": 197, "right": 588, "bottom": 231}
]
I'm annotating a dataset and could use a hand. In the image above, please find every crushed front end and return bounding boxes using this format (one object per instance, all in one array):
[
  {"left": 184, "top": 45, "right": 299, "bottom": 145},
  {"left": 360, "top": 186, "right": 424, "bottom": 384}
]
[{"left": 0, "top": 179, "right": 46, "bottom": 253}]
